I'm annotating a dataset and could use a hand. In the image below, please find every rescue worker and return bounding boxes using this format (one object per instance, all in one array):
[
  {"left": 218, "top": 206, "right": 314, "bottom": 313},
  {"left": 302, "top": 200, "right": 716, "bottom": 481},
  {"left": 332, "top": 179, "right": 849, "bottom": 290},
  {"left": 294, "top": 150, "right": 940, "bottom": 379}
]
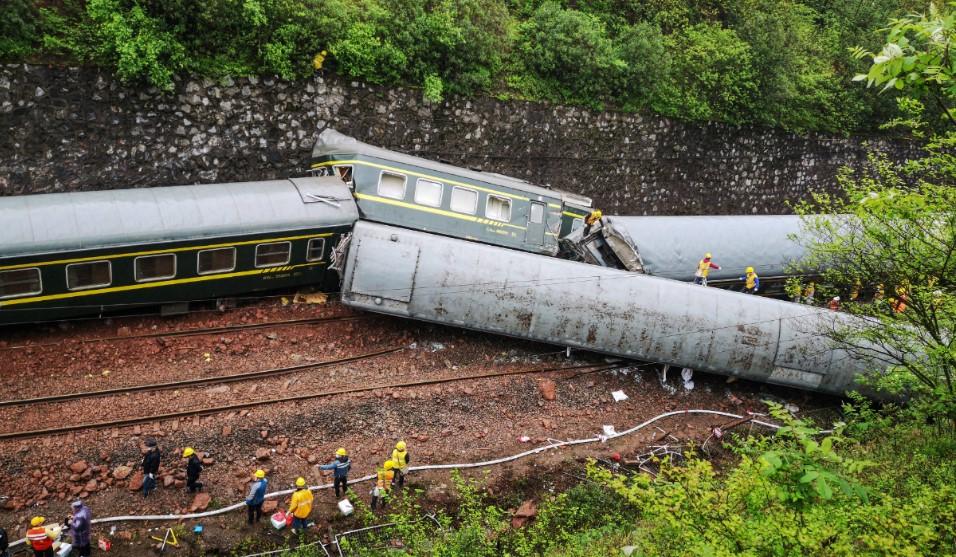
[
  {"left": 370, "top": 460, "right": 395, "bottom": 511},
  {"left": 0, "top": 525, "right": 8, "bottom": 557},
  {"left": 828, "top": 296, "right": 841, "bottom": 311},
  {"left": 891, "top": 285, "right": 908, "bottom": 313},
  {"left": 66, "top": 500, "right": 92, "bottom": 557},
  {"left": 802, "top": 282, "right": 816, "bottom": 304},
  {"left": 319, "top": 448, "right": 352, "bottom": 499},
  {"left": 245, "top": 469, "right": 268, "bottom": 526},
  {"left": 183, "top": 447, "right": 203, "bottom": 493},
  {"left": 849, "top": 279, "right": 862, "bottom": 301},
  {"left": 141, "top": 438, "right": 160, "bottom": 498},
  {"left": 873, "top": 283, "right": 885, "bottom": 302},
  {"left": 287, "top": 477, "right": 314, "bottom": 534},
  {"left": 26, "top": 517, "right": 55, "bottom": 557},
  {"left": 583, "top": 209, "right": 603, "bottom": 235},
  {"left": 391, "top": 441, "right": 410, "bottom": 488},
  {"left": 739, "top": 266, "right": 759, "bottom": 294},
  {"left": 313, "top": 50, "right": 328, "bottom": 71},
  {"left": 694, "top": 253, "right": 721, "bottom": 286}
]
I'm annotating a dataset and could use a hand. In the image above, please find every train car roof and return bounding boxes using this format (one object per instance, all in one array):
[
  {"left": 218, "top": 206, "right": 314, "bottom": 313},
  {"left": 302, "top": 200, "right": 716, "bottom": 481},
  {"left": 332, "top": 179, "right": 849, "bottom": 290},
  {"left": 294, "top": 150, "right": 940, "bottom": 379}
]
[
  {"left": 0, "top": 177, "right": 358, "bottom": 258},
  {"left": 604, "top": 215, "right": 807, "bottom": 281},
  {"left": 312, "top": 129, "right": 592, "bottom": 208}
]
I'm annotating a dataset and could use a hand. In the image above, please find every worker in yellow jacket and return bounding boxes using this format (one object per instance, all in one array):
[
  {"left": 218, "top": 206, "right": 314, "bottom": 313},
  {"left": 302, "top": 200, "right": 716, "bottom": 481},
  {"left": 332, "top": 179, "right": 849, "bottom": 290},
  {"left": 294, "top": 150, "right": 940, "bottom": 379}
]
[
  {"left": 287, "top": 477, "right": 313, "bottom": 534},
  {"left": 391, "top": 441, "right": 410, "bottom": 488},
  {"left": 371, "top": 460, "right": 395, "bottom": 511},
  {"left": 694, "top": 253, "right": 721, "bottom": 286}
]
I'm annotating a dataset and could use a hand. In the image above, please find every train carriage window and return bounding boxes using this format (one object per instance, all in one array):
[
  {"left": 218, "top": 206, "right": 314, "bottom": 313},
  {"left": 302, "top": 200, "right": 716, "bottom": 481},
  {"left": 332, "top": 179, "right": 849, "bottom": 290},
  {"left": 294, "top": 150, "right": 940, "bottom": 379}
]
[
  {"left": 134, "top": 254, "right": 176, "bottom": 283},
  {"left": 450, "top": 186, "right": 478, "bottom": 214},
  {"left": 486, "top": 195, "right": 512, "bottom": 222},
  {"left": 255, "top": 242, "right": 292, "bottom": 268},
  {"left": 66, "top": 261, "right": 111, "bottom": 291},
  {"left": 529, "top": 203, "right": 545, "bottom": 224},
  {"left": 197, "top": 248, "right": 236, "bottom": 275},
  {"left": 571, "top": 218, "right": 584, "bottom": 233},
  {"left": 414, "top": 179, "right": 443, "bottom": 207},
  {"left": 378, "top": 171, "right": 407, "bottom": 200},
  {"left": 0, "top": 268, "right": 42, "bottom": 299},
  {"left": 305, "top": 238, "right": 326, "bottom": 262}
]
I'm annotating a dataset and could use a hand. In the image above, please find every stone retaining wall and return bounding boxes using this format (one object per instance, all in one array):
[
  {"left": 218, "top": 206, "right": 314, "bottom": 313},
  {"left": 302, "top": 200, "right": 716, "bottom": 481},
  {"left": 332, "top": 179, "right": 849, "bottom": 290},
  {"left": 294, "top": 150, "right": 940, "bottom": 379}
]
[{"left": 0, "top": 64, "right": 919, "bottom": 215}]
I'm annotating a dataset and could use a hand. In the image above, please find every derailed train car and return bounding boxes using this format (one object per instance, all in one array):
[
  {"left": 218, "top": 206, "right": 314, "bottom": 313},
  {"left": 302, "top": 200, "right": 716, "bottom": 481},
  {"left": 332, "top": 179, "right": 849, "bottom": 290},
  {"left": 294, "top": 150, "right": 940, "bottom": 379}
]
[
  {"left": 0, "top": 177, "right": 357, "bottom": 324},
  {"left": 341, "top": 221, "right": 888, "bottom": 395}
]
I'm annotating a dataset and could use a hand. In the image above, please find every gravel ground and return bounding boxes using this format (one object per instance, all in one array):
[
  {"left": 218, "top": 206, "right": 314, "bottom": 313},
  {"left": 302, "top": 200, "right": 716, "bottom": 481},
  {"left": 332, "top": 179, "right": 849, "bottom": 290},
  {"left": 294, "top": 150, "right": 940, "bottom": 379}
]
[{"left": 0, "top": 298, "right": 839, "bottom": 555}]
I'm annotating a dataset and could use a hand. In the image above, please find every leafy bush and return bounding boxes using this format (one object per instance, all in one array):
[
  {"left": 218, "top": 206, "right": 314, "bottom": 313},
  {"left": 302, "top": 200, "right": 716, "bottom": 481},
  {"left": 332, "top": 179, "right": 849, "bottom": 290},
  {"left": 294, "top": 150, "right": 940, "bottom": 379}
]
[{"left": 0, "top": 0, "right": 39, "bottom": 59}]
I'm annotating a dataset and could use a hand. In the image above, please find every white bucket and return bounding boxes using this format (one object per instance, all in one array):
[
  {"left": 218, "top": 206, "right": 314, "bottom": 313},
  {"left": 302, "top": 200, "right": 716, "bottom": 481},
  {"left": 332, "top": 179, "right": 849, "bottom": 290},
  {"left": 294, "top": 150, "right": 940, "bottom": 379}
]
[
  {"left": 56, "top": 543, "right": 73, "bottom": 557},
  {"left": 337, "top": 499, "right": 354, "bottom": 516}
]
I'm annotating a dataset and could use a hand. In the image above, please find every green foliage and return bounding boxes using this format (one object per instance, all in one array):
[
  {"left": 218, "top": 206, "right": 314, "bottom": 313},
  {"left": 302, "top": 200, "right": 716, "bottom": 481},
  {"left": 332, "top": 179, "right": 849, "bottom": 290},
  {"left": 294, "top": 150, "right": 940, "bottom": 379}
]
[
  {"left": 851, "top": 2, "right": 956, "bottom": 126},
  {"left": 0, "top": 0, "right": 39, "bottom": 59},
  {"left": 655, "top": 23, "right": 758, "bottom": 123},
  {"left": 5, "top": 0, "right": 927, "bottom": 132},
  {"left": 791, "top": 136, "right": 956, "bottom": 417}
]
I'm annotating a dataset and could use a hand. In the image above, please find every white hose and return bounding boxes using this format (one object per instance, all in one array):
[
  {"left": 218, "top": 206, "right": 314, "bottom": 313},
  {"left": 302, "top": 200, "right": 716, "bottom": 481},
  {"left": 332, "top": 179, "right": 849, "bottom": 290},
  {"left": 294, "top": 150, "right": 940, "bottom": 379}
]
[{"left": 8, "top": 409, "right": 784, "bottom": 548}]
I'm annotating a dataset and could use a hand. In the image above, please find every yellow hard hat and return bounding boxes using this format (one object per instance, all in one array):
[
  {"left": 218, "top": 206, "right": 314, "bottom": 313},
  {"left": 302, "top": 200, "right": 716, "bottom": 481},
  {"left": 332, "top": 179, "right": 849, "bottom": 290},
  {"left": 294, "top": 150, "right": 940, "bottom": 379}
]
[
  {"left": 295, "top": 477, "right": 306, "bottom": 488},
  {"left": 384, "top": 460, "right": 395, "bottom": 471},
  {"left": 746, "top": 266, "right": 754, "bottom": 273},
  {"left": 31, "top": 516, "right": 45, "bottom": 527},
  {"left": 255, "top": 469, "right": 266, "bottom": 479},
  {"left": 704, "top": 253, "right": 712, "bottom": 259},
  {"left": 182, "top": 447, "right": 195, "bottom": 458},
  {"left": 336, "top": 448, "right": 347, "bottom": 457},
  {"left": 395, "top": 441, "right": 406, "bottom": 451}
]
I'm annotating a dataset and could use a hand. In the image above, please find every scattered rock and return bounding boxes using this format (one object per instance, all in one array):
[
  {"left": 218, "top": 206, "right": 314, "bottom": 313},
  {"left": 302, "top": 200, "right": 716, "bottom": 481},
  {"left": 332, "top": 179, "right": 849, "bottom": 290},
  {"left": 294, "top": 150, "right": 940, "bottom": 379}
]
[
  {"left": 255, "top": 449, "right": 271, "bottom": 461},
  {"left": 222, "top": 425, "right": 233, "bottom": 436},
  {"left": 127, "top": 471, "right": 144, "bottom": 492},
  {"left": 163, "top": 475, "right": 175, "bottom": 488},
  {"left": 306, "top": 454, "right": 318, "bottom": 465},
  {"left": 84, "top": 479, "right": 98, "bottom": 492},
  {"left": 262, "top": 500, "right": 278, "bottom": 513},
  {"left": 538, "top": 380, "right": 557, "bottom": 401},
  {"left": 112, "top": 466, "right": 132, "bottom": 480},
  {"left": 189, "top": 492, "right": 211, "bottom": 512},
  {"left": 69, "top": 460, "right": 88, "bottom": 474},
  {"left": 511, "top": 500, "right": 538, "bottom": 528}
]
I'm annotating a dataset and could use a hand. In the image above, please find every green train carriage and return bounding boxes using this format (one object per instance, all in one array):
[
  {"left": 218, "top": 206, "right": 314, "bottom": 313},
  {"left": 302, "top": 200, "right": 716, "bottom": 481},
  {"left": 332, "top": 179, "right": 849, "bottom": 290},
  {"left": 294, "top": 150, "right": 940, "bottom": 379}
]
[
  {"left": 0, "top": 177, "right": 358, "bottom": 325},
  {"left": 310, "top": 129, "right": 593, "bottom": 256}
]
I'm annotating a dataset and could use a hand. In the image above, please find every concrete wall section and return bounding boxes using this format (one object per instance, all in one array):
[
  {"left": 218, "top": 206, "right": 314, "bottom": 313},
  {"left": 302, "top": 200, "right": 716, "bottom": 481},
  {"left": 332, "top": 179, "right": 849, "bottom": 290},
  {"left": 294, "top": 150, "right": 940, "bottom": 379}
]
[{"left": 0, "top": 64, "right": 919, "bottom": 215}]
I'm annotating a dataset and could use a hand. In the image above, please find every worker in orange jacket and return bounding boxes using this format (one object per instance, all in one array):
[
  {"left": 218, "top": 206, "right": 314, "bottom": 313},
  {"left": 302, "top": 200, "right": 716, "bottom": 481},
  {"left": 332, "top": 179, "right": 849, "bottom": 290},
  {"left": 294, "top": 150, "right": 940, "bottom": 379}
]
[{"left": 26, "top": 517, "right": 55, "bottom": 557}]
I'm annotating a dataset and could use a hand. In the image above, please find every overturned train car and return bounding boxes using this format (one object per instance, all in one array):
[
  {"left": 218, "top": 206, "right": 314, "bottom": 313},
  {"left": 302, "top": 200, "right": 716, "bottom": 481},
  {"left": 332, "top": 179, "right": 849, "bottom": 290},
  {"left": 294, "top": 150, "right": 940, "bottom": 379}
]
[{"left": 342, "top": 221, "right": 887, "bottom": 395}]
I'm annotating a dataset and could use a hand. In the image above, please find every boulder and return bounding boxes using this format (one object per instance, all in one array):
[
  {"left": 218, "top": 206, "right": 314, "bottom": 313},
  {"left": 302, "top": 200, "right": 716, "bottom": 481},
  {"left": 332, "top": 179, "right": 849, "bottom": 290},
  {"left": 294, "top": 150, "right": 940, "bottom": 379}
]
[
  {"left": 127, "top": 471, "right": 144, "bottom": 492},
  {"left": 262, "top": 500, "right": 278, "bottom": 513},
  {"left": 255, "top": 449, "right": 271, "bottom": 461},
  {"left": 163, "top": 475, "right": 175, "bottom": 488},
  {"left": 112, "top": 466, "right": 132, "bottom": 480},
  {"left": 84, "top": 479, "right": 98, "bottom": 493}
]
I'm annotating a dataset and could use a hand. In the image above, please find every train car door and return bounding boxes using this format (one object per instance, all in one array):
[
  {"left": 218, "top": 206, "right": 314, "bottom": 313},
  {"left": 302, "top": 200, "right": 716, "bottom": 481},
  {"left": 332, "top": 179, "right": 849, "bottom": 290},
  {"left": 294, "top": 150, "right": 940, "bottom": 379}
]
[{"left": 526, "top": 202, "right": 546, "bottom": 246}]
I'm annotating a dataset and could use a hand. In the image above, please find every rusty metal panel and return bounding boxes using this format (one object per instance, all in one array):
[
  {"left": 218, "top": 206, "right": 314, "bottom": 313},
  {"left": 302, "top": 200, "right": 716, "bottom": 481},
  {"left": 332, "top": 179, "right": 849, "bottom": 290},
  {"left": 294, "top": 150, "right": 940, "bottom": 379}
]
[{"left": 343, "top": 222, "right": 881, "bottom": 395}]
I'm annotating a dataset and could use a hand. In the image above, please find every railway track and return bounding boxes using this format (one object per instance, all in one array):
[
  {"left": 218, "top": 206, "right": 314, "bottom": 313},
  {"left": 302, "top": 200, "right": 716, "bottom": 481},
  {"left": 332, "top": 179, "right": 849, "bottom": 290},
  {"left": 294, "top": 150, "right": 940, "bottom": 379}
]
[
  {"left": 0, "top": 362, "right": 623, "bottom": 441},
  {"left": 0, "top": 314, "right": 369, "bottom": 351},
  {"left": 0, "top": 345, "right": 404, "bottom": 408}
]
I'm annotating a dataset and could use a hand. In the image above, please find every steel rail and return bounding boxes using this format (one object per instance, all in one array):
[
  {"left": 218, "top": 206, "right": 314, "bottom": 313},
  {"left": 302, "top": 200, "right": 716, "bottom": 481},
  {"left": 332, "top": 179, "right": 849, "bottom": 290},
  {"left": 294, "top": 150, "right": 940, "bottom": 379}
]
[
  {"left": 0, "top": 345, "right": 404, "bottom": 408},
  {"left": 0, "top": 362, "right": 620, "bottom": 441},
  {"left": 0, "top": 314, "right": 368, "bottom": 351}
]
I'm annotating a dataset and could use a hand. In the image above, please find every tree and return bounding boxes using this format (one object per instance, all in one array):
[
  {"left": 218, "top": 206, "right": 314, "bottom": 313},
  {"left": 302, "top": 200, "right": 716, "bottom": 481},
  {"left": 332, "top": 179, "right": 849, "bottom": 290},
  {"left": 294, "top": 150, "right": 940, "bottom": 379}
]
[{"left": 794, "top": 5, "right": 956, "bottom": 420}]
